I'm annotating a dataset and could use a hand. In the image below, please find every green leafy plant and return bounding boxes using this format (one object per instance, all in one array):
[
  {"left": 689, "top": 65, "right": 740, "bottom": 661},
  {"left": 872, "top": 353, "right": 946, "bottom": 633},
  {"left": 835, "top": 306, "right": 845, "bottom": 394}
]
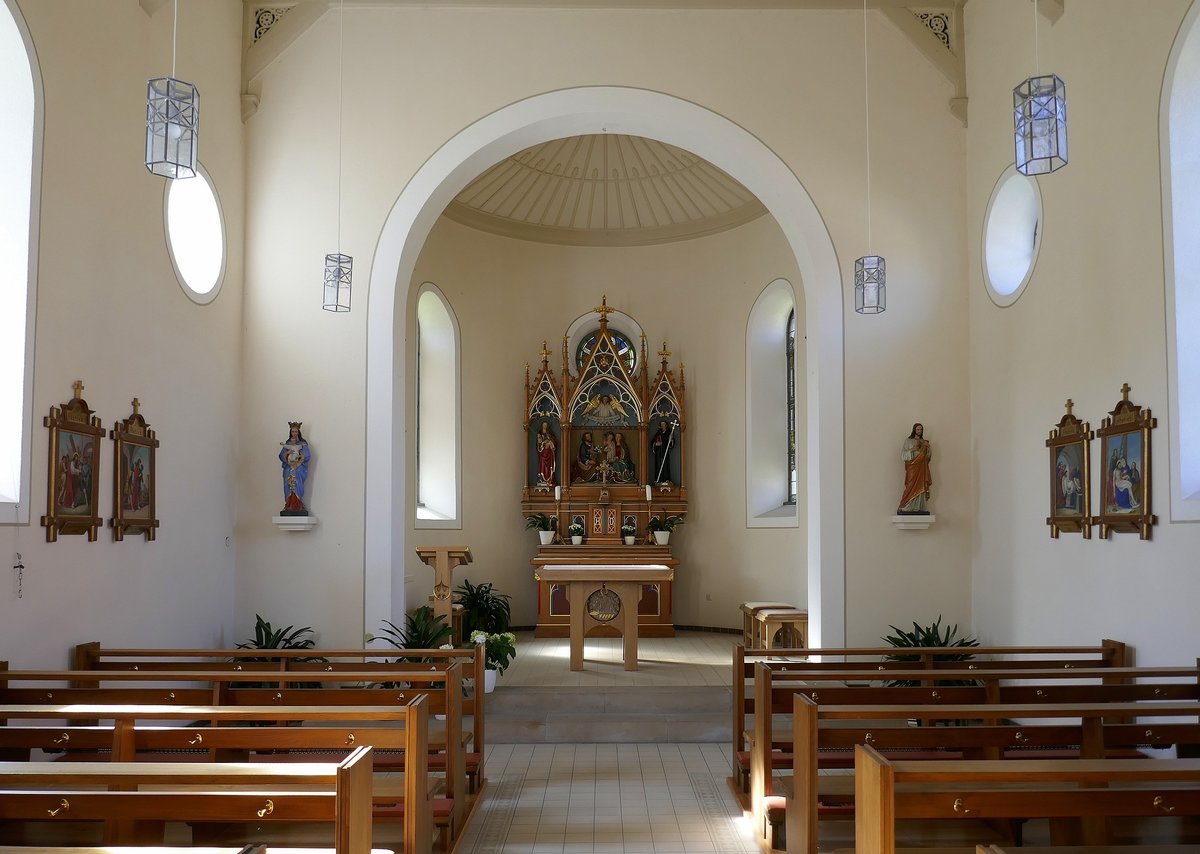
[
  {"left": 234, "top": 614, "right": 326, "bottom": 690},
  {"left": 525, "top": 513, "right": 556, "bottom": 531},
  {"left": 881, "top": 616, "right": 979, "bottom": 687},
  {"left": 567, "top": 522, "right": 585, "bottom": 537},
  {"left": 454, "top": 578, "right": 512, "bottom": 638},
  {"left": 621, "top": 522, "right": 636, "bottom": 537},
  {"left": 471, "top": 630, "right": 517, "bottom": 675},
  {"left": 374, "top": 606, "right": 454, "bottom": 663},
  {"left": 647, "top": 514, "right": 685, "bottom": 533}
]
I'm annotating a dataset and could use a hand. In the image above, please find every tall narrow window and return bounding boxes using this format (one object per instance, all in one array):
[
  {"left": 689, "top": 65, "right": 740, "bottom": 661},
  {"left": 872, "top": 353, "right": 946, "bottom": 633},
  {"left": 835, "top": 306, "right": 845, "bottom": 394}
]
[
  {"left": 415, "top": 284, "right": 461, "bottom": 527},
  {"left": 0, "top": 0, "right": 39, "bottom": 524},
  {"left": 746, "top": 279, "right": 800, "bottom": 526},
  {"left": 1165, "top": 4, "right": 1200, "bottom": 521},
  {"left": 785, "top": 309, "right": 797, "bottom": 505}
]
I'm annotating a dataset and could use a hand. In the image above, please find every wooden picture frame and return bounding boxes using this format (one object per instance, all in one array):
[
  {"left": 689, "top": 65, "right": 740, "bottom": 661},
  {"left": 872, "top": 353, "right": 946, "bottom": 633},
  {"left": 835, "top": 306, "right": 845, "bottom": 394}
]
[
  {"left": 1095, "top": 383, "right": 1157, "bottom": 540},
  {"left": 41, "top": 381, "right": 104, "bottom": 542},
  {"left": 1045, "top": 399, "right": 1092, "bottom": 538},
  {"left": 110, "top": 398, "right": 160, "bottom": 542}
]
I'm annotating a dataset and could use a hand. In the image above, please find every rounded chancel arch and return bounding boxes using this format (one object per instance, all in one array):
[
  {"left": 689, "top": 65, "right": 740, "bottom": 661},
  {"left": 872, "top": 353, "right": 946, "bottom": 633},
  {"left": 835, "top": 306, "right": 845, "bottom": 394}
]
[{"left": 365, "top": 87, "right": 845, "bottom": 645}]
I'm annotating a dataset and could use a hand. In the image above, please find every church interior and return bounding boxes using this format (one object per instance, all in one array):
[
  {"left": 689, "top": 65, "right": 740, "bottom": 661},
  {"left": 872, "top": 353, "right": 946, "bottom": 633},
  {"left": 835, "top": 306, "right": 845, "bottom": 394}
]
[{"left": 4, "top": 0, "right": 1200, "bottom": 851}]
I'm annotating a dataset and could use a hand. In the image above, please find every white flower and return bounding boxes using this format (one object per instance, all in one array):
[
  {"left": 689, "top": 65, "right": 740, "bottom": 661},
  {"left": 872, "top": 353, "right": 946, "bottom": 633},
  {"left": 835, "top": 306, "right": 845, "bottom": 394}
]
[
  {"left": 470, "top": 630, "right": 489, "bottom": 644},
  {"left": 439, "top": 643, "right": 455, "bottom": 650}
]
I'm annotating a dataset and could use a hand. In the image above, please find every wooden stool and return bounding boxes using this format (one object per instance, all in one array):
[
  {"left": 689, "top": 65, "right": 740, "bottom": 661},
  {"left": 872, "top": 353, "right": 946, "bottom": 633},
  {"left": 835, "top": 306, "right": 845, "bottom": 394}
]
[
  {"left": 753, "top": 608, "right": 808, "bottom": 649},
  {"left": 739, "top": 602, "right": 795, "bottom": 646}
]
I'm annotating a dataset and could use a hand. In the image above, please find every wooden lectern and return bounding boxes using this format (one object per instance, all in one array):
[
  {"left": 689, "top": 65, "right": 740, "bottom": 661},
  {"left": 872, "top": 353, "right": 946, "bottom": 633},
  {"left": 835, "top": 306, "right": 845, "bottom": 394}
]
[{"left": 414, "top": 546, "right": 472, "bottom": 634}]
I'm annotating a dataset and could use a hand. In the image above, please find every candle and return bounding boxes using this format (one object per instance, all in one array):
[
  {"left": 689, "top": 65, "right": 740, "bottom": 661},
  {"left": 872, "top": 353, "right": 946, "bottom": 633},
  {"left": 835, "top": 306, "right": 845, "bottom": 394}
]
[
  {"left": 555, "top": 486, "right": 562, "bottom": 501},
  {"left": 645, "top": 484, "right": 652, "bottom": 502}
]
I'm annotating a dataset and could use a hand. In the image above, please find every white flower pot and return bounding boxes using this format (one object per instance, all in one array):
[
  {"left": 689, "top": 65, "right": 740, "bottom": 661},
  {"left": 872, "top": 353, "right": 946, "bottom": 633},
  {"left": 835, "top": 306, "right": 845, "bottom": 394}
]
[
  {"left": 484, "top": 668, "right": 497, "bottom": 693},
  {"left": 653, "top": 531, "right": 670, "bottom": 545},
  {"left": 571, "top": 535, "right": 583, "bottom": 545},
  {"left": 538, "top": 530, "right": 554, "bottom": 545},
  {"left": 624, "top": 536, "right": 635, "bottom": 545}
]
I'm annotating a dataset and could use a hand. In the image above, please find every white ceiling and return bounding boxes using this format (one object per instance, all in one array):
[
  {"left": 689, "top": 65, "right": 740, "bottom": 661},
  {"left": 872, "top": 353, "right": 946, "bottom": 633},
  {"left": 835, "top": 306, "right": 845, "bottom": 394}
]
[{"left": 444, "top": 134, "right": 768, "bottom": 246}]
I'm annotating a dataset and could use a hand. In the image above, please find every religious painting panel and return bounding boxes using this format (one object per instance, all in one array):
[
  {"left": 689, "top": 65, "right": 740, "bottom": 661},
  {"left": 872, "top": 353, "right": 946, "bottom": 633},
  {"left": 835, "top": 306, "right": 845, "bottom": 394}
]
[
  {"left": 1045, "top": 399, "right": 1091, "bottom": 539},
  {"left": 1094, "top": 384, "right": 1157, "bottom": 540},
  {"left": 42, "top": 382, "right": 105, "bottom": 542},
  {"left": 110, "top": 399, "right": 161, "bottom": 542},
  {"left": 573, "top": 428, "right": 639, "bottom": 484}
]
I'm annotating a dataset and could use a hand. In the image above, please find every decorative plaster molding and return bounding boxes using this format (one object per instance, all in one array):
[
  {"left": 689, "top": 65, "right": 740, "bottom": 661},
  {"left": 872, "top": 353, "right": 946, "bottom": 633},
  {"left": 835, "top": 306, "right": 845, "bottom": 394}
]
[
  {"left": 892, "top": 514, "right": 935, "bottom": 530},
  {"left": 272, "top": 514, "right": 318, "bottom": 532}
]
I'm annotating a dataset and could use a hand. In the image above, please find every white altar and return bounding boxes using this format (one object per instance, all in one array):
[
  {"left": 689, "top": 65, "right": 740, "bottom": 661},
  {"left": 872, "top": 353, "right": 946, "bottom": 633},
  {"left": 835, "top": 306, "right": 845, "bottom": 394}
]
[{"left": 532, "top": 564, "right": 674, "bottom": 671}]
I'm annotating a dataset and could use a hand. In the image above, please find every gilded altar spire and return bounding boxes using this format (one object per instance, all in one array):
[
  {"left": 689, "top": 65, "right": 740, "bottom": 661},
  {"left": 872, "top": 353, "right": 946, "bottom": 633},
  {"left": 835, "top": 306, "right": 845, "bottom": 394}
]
[
  {"left": 539, "top": 340, "right": 551, "bottom": 366},
  {"left": 593, "top": 294, "right": 614, "bottom": 327}
]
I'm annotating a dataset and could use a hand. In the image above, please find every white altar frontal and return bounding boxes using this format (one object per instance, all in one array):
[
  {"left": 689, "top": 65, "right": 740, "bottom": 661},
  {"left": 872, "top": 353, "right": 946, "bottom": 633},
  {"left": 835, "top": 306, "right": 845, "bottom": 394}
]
[{"left": 533, "top": 564, "right": 674, "bottom": 671}]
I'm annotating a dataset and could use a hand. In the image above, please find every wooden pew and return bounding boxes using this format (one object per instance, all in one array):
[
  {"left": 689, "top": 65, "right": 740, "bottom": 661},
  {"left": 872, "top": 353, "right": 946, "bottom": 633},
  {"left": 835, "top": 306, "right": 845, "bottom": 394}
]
[
  {"left": 855, "top": 745, "right": 1200, "bottom": 854},
  {"left": 0, "top": 747, "right": 380, "bottom": 853},
  {"left": 0, "top": 663, "right": 474, "bottom": 836},
  {"left": 0, "top": 703, "right": 432, "bottom": 854},
  {"left": 784, "top": 698, "right": 1200, "bottom": 854},
  {"left": 731, "top": 639, "right": 1130, "bottom": 794},
  {"left": 70, "top": 641, "right": 488, "bottom": 793}
]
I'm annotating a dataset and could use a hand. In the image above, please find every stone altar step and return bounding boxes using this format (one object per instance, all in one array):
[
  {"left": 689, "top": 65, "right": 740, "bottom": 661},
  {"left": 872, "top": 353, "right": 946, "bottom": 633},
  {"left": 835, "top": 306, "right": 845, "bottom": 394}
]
[{"left": 484, "top": 685, "right": 730, "bottom": 743}]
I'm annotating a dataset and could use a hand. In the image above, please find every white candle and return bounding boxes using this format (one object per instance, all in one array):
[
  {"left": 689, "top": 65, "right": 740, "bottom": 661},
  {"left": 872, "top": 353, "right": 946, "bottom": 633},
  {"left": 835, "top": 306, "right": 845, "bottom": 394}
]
[
  {"left": 645, "top": 484, "right": 652, "bottom": 502},
  {"left": 555, "top": 486, "right": 562, "bottom": 501}
]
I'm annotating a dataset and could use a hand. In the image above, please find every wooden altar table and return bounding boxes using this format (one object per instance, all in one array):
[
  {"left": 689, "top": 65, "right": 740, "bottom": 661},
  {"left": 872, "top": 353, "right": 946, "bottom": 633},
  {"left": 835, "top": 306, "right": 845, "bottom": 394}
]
[{"left": 532, "top": 564, "right": 674, "bottom": 671}]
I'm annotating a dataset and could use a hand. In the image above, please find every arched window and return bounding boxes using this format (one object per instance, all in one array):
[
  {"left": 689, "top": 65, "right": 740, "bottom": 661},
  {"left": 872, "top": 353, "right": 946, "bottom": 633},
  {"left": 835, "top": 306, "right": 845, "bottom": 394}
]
[
  {"left": 786, "top": 308, "right": 797, "bottom": 505},
  {"left": 0, "top": 0, "right": 40, "bottom": 524},
  {"left": 1164, "top": 3, "right": 1200, "bottom": 521},
  {"left": 746, "top": 279, "right": 800, "bottom": 527},
  {"left": 415, "top": 284, "right": 460, "bottom": 527}
]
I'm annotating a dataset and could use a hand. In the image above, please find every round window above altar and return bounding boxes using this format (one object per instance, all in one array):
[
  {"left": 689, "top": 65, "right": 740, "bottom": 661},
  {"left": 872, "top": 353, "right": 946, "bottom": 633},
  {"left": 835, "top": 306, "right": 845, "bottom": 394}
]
[{"left": 576, "top": 329, "right": 637, "bottom": 373}]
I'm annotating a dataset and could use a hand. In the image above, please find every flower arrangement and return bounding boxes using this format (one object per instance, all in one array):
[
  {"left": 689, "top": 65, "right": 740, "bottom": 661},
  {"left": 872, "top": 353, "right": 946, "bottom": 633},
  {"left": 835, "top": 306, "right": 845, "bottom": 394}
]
[
  {"left": 471, "top": 630, "right": 517, "bottom": 675},
  {"left": 646, "top": 514, "right": 685, "bottom": 533},
  {"left": 621, "top": 522, "right": 636, "bottom": 537},
  {"left": 567, "top": 522, "right": 585, "bottom": 537}
]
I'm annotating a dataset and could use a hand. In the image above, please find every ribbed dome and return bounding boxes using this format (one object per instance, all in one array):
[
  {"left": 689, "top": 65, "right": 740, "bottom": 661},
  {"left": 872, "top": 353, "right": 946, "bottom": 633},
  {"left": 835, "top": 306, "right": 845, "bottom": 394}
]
[{"left": 445, "top": 134, "right": 766, "bottom": 246}]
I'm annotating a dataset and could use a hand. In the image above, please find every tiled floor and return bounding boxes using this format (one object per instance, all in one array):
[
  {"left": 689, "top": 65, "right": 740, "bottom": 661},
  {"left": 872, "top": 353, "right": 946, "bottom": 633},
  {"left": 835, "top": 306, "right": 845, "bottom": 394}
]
[
  {"left": 456, "top": 742, "right": 759, "bottom": 854},
  {"left": 453, "top": 632, "right": 759, "bottom": 853},
  {"left": 499, "top": 630, "right": 735, "bottom": 688}
]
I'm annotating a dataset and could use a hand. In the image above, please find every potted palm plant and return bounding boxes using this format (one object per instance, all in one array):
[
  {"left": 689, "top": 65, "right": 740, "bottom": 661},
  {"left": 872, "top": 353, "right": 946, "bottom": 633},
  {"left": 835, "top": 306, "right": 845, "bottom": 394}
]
[
  {"left": 646, "top": 514, "right": 684, "bottom": 545},
  {"left": 525, "top": 513, "right": 557, "bottom": 545},
  {"left": 621, "top": 522, "right": 636, "bottom": 545},
  {"left": 567, "top": 521, "right": 585, "bottom": 545},
  {"left": 454, "top": 578, "right": 512, "bottom": 637}
]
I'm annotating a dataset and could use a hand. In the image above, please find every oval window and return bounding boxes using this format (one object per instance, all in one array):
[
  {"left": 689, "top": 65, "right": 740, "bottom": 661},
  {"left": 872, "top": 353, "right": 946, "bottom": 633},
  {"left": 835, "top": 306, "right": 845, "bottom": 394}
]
[
  {"left": 164, "top": 164, "right": 225, "bottom": 303},
  {"left": 983, "top": 166, "right": 1042, "bottom": 306}
]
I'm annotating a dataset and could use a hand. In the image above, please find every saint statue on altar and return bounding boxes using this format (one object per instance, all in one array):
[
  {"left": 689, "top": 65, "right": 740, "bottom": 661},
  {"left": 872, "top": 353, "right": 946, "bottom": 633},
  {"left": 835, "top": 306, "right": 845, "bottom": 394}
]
[
  {"left": 535, "top": 420, "right": 558, "bottom": 487},
  {"left": 279, "top": 421, "right": 312, "bottom": 515},
  {"left": 650, "top": 419, "right": 676, "bottom": 485}
]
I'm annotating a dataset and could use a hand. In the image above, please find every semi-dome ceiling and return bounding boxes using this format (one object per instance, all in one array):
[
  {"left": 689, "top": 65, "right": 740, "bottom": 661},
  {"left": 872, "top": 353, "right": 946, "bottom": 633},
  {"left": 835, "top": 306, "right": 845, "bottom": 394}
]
[{"left": 444, "top": 134, "right": 767, "bottom": 247}]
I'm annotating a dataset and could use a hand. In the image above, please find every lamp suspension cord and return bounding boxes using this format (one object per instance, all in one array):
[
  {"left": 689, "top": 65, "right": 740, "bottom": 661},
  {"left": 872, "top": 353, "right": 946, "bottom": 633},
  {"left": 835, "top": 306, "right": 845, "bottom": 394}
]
[
  {"left": 863, "top": 0, "right": 872, "bottom": 253},
  {"left": 171, "top": 0, "right": 178, "bottom": 77},
  {"left": 1033, "top": 0, "right": 1040, "bottom": 74},
  {"left": 336, "top": 0, "right": 345, "bottom": 253}
]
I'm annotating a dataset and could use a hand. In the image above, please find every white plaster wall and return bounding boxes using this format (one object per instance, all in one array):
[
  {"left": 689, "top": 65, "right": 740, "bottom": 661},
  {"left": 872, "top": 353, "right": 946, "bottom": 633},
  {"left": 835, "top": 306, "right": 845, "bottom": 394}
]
[
  {"left": 239, "top": 6, "right": 971, "bottom": 644},
  {"left": 966, "top": 0, "right": 1200, "bottom": 662},
  {"left": 403, "top": 215, "right": 806, "bottom": 627},
  {"left": 0, "top": 0, "right": 244, "bottom": 666}
]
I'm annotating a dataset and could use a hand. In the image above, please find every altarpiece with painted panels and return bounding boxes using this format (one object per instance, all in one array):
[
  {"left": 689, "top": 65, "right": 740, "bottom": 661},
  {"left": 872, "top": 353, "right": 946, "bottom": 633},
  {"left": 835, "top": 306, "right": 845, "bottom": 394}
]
[{"left": 523, "top": 297, "right": 688, "bottom": 638}]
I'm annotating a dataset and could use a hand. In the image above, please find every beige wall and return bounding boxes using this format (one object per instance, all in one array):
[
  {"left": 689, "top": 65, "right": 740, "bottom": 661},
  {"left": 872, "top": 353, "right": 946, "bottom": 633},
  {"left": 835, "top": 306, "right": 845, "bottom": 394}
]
[
  {"left": 1, "top": 0, "right": 245, "bottom": 666},
  {"left": 966, "top": 0, "right": 1200, "bottom": 663},
  {"left": 239, "top": 6, "right": 972, "bottom": 644}
]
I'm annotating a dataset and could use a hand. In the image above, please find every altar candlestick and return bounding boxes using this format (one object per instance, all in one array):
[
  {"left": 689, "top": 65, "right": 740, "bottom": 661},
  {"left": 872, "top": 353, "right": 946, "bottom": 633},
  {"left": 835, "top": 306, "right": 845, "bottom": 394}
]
[
  {"left": 555, "top": 486, "right": 561, "bottom": 501},
  {"left": 645, "top": 484, "right": 652, "bottom": 502}
]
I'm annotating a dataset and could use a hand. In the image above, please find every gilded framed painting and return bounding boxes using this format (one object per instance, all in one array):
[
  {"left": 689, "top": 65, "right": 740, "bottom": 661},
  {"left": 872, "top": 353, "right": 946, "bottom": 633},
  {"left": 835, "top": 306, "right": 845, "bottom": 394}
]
[
  {"left": 1046, "top": 399, "right": 1092, "bottom": 538},
  {"left": 41, "top": 381, "right": 104, "bottom": 542},
  {"left": 110, "top": 398, "right": 160, "bottom": 541},
  {"left": 1094, "top": 383, "right": 1157, "bottom": 540}
]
